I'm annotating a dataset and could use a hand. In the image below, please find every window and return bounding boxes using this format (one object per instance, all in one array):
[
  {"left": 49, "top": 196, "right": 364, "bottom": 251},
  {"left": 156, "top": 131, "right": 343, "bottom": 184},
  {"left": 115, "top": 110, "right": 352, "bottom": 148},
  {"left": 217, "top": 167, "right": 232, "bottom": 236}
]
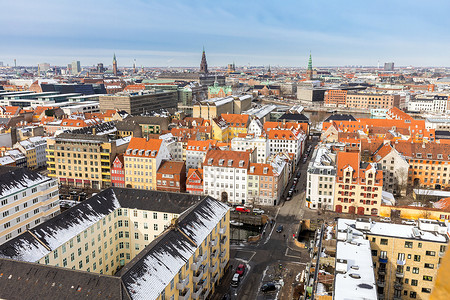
[
  {"left": 426, "top": 251, "right": 436, "bottom": 256},
  {"left": 412, "top": 267, "right": 419, "bottom": 274},
  {"left": 411, "top": 279, "right": 418, "bottom": 286},
  {"left": 414, "top": 255, "right": 421, "bottom": 262},
  {"left": 154, "top": 224, "right": 158, "bottom": 231},
  {"left": 153, "top": 213, "right": 157, "bottom": 219},
  {"left": 410, "top": 291, "right": 417, "bottom": 298},
  {"left": 405, "top": 241, "right": 413, "bottom": 248},
  {"left": 421, "top": 288, "right": 431, "bottom": 294},
  {"left": 424, "top": 263, "right": 434, "bottom": 269},
  {"left": 380, "top": 238, "right": 388, "bottom": 245},
  {"left": 135, "top": 233, "right": 139, "bottom": 239},
  {"left": 423, "top": 276, "right": 433, "bottom": 281},
  {"left": 371, "top": 250, "right": 378, "bottom": 256}
]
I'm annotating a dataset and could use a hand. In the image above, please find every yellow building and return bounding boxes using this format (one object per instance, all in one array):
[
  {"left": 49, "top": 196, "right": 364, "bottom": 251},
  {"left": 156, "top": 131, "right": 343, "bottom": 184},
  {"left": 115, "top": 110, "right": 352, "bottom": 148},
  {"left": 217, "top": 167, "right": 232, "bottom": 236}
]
[
  {"left": 339, "top": 218, "right": 448, "bottom": 300},
  {"left": 221, "top": 113, "right": 250, "bottom": 140},
  {"left": 0, "top": 188, "right": 230, "bottom": 300},
  {"left": 124, "top": 137, "right": 171, "bottom": 190},
  {"left": 47, "top": 132, "right": 129, "bottom": 189},
  {"left": 211, "top": 116, "right": 230, "bottom": 142}
]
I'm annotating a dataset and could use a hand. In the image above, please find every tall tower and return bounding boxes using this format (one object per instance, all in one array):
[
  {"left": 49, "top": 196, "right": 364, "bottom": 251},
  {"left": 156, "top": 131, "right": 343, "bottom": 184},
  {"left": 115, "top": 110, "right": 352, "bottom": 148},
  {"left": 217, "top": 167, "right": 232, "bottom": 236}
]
[
  {"left": 306, "top": 53, "right": 313, "bottom": 80},
  {"left": 113, "top": 53, "right": 118, "bottom": 76},
  {"left": 200, "top": 47, "right": 208, "bottom": 74}
]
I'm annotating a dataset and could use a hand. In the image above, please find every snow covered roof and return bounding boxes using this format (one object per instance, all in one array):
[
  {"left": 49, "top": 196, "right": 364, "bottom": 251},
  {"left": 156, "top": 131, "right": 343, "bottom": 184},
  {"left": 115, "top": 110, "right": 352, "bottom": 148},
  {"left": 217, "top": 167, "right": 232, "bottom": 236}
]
[
  {"left": 0, "top": 167, "right": 50, "bottom": 198},
  {"left": 0, "top": 187, "right": 226, "bottom": 300},
  {"left": 335, "top": 219, "right": 377, "bottom": 300},
  {"left": 120, "top": 196, "right": 229, "bottom": 300}
]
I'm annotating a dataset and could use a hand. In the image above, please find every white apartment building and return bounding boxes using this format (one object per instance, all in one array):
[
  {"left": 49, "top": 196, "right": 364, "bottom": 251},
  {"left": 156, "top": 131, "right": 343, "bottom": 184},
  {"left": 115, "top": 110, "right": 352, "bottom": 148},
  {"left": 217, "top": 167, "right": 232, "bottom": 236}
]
[
  {"left": 247, "top": 118, "right": 263, "bottom": 136},
  {"left": 185, "top": 140, "right": 214, "bottom": 170},
  {"left": 203, "top": 149, "right": 250, "bottom": 204},
  {"left": 267, "top": 128, "right": 305, "bottom": 164},
  {"left": 0, "top": 167, "right": 60, "bottom": 244},
  {"left": 159, "top": 133, "right": 183, "bottom": 161},
  {"left": 408, "top": 95, "right": 449, "bottom": 114},
  {"left": 306, "top": 145, "right": 336, "bottom": 210},
  {"left": 231, "top": 134, "right": 269, "bottom": 163}
]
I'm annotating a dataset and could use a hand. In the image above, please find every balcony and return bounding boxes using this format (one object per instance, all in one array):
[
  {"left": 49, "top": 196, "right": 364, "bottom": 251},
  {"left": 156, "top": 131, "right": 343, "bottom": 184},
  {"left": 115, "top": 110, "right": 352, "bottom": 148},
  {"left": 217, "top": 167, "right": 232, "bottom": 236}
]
[
  {"left": 219, "top": 249, "right": 227, "bottom": 259},
  {"left": 178, "top": 288, "right": 191, "bottom": 300},
  {"left": 439, "top": 251, "right": 445, "bottom": 258},
  {"left": 379, "top": 257, "right": 388, "bottom": 264},
  {"left": 212, "top": 273, "right": 219, "bottom": 283},
  {"left": 378, "top": 294, "right": 384, "bottom": 300},
  {"left": 395, "top": 271, "right": 404, "bottom": 278},
  {"left": 220, "top": 259, "right": 227, "bottom": 269},
  {"left": 220, "top": 236, "right": 228, "bottom": 245},
  {"left": 200, "top": 288, "right": 210, "bottom": 300},
  {"left": 195, "top": 252, "right": 208, "bottom": 264},
  {"left": 192, "top": 286, "right": 203, "bottom": 300},
  {"left": 219, "top": 225, "right": 227, "bottom": 235},
  {"left": 193, "top": 269, "right": 205, "bottom": 284},
  {"left": 397, "top": 259, "right": 406, "bottom": 266},
  {"left": 210, "top": 250, "right": 218, "bottom": 259},
  {"left": 378, "top": 269, "right": 386, "bottom": 276},
  {"left": 176, "top": 274, "right": 190, "bottom": 290},
  {"left": 393, "top": 296, "right": 402, "bottom": 300},
  {"left": 209, "top": 238, "right": 217, "bottom": 248},
  {"left": 394, "top": 282, "right": 403, "bottom": 290},
  {"left": 209, "top": 263, "right": 218, "bottom": 274},
  {"left": 376, "top": 281, "right": 385, "bottom": 287}
]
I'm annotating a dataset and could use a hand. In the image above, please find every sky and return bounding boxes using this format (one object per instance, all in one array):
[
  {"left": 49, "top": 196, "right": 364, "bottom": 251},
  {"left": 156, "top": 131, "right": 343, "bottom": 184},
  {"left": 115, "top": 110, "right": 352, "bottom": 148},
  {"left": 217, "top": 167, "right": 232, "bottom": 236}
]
[{"left": 1, "top": 0, "right": 450, "bottom": 67}]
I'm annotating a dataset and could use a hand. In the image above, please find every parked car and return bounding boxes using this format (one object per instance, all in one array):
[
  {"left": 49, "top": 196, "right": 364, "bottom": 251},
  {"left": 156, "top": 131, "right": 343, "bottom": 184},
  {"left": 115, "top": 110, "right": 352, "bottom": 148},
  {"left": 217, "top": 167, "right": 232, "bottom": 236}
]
[
  {"left": 286, "top": 196, "right": 292, "bottom": 201},
  {"left": 380, "top": 217, "right": 391, "bottom": 222},
  {"left": 287, "top": 190, "right": 293, "bottom": 197},
  {"left": 261, "top": 282, "right": 276, "bottom": 293},
  {"left": 276, "top": 225, "right": 284, "bottom": 233},
  {"left": 402, "top": 219, "right": 417, "bottom": 225},
  {"left": 235, "top": 264, "right": 246, "bottom": 277},
  {"left": 302, "top": 157, "right": 308, "bottom": 164},
  {"left": 231, "top": 273, "right": 240, "bottom": 287},
  {"left": 235, "top": 206, "right": 250, "bottom": 213},
  {"left": 253, "top": 208, "right": 265, "bottom": 215}
]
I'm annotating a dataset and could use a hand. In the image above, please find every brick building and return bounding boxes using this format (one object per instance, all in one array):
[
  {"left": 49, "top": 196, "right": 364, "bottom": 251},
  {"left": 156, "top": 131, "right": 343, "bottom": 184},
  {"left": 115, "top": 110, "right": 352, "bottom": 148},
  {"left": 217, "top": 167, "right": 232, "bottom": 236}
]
[{"left": 156, "top": 160, "right": 187, "bottom": 192}]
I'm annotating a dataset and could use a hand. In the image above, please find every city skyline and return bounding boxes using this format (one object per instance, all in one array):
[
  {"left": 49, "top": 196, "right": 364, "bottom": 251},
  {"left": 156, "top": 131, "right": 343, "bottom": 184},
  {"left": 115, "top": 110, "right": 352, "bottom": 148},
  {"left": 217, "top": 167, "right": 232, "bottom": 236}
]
[{"left": 2, "top": 0, "right": 450, "bottom": 67}]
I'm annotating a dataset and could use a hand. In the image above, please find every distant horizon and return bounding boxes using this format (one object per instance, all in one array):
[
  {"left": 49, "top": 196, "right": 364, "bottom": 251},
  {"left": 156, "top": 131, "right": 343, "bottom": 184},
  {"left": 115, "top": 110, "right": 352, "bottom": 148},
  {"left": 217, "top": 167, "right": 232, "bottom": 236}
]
[{"left": 2, "top": 1, "right": 450, "bottom": 67}]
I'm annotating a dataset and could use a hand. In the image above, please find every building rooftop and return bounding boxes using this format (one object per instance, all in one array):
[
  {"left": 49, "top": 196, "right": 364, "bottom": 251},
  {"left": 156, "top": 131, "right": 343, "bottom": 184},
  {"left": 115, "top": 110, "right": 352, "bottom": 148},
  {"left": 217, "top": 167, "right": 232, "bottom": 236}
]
[
  {"left": 0, "top": 187, "right": 228, "bottom": 300},
  {"left": 335, "top": 220, "right": 377, "bottom": 300},
  {"left": 0, "top": 167, "right": 51, "bottom": 198}
]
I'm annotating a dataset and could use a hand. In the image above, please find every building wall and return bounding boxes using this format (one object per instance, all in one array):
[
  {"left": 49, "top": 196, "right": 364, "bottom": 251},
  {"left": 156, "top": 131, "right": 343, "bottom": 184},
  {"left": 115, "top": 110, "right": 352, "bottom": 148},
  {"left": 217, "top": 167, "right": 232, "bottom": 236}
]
[
  {"left": 0, "top": 178, "right": 59, "bottom": 244},
  {"left": 36, "top": 207, "right": 180, "bottom": 276},
  {"left": 47, "top": 138, "right": 116, "bottom": 189},
  {"left": 379, "top": 150, "right": 409, "bottom": 196},
  {"left": 157, "top": 210, "right": 230, "bottom": 300},
  {"left": 334, "top": 166, "right": 382, "bottom": 216},
  {"left": 306, "top": 172, "right": 336, "bottom": 210},
  {"left": 407, "top": 158, "right": 450, "bottom": 190},
  {"left": 203, "top": 165, "right": 248, "bottom": 204},
  {"left": 369, "top": 234, "right": 446, "bottom": 300},
  {"left": 346, "top": 93, "right": 400, "bottom": 109}
]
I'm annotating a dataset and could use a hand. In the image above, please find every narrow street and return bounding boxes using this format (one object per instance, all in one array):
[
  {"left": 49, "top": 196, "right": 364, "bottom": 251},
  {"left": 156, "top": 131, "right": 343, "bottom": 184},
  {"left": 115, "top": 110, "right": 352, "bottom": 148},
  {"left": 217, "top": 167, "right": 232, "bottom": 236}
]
[{"left": 214, "top": 138, "right": 319, "bottom": 300}]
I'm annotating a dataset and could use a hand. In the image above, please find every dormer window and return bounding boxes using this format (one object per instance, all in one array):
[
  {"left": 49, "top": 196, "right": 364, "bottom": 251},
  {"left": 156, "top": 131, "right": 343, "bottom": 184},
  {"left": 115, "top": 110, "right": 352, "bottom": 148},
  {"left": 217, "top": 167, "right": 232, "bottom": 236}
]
[
  {"left": 239, "top": 160, "right": 244, "bottom": 167},
  {"left": 427, "top": 153, "right": 432, "bottom": 159},
  {"left": 228, "top": 160, "right": 233, "bottom": 166},
  {"left": 263, "top": 167, "right": 268, "bottom": 174},
  {"left": 126, "top": 149, "right": 131, "bottom": 154},
  {"left": 132, "top": 149, "right": 138, "bottom": 155},
  {"left": 208, "top": 158, "right": 213, "bottom": 165},
  {"left": 145, "top": 150, "right": 151, "bottom": 156},
  {"left": 138, "top": 150, "right": 144, "bottom": 155},
  {"left": 438, "top": 154, "right": 443, "bottom": 159},
  {"left": 250, "top": 166, "right": 255, "bottom": 173},
  {"left": 219, "top": 159, "right": 224, "bottom": 166},
  {"left": 416, "top": 153, "right": 422, "bottom": 158},
  {"left": 152, "top": 150, "right": 157, "bottom": 156}
]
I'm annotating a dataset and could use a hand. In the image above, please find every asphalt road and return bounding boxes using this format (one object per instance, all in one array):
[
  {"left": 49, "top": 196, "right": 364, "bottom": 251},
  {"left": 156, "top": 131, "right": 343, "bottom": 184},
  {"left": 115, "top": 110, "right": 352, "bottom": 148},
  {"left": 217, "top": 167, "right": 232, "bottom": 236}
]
[{"left": 214, "top": 138, "right": 318, "bottom": 300}]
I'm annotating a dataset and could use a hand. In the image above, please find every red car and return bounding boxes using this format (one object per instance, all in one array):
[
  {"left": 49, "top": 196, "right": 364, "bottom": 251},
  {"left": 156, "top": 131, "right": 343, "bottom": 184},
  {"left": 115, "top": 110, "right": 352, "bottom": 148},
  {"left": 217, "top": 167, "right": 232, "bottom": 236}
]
[
  {"left": 235, "top": 206, "right": 250, "bottom": 213},
  {"left": 235, "top": 264, "right": 246, "bottom": 277}
]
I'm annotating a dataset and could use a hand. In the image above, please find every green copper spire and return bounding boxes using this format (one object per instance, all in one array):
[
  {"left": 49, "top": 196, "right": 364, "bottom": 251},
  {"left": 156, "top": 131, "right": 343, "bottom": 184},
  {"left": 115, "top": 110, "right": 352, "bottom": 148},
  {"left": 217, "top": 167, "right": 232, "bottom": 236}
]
[{"left": 307, "top": 52, "right": 312, "bottom": 71}]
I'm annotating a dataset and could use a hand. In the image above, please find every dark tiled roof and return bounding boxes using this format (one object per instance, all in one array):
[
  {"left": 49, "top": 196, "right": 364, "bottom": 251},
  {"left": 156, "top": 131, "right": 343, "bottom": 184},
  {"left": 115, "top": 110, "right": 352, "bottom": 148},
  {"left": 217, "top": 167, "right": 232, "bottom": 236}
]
[
  {"left": 0, "top": 258, "right": 125, "bottom": 300},
  {"left": 324, "top": 114, "right": 357, "bottom": 122},
  {"left": 278, "top": 113, "right": 309, "bottom": 122}
]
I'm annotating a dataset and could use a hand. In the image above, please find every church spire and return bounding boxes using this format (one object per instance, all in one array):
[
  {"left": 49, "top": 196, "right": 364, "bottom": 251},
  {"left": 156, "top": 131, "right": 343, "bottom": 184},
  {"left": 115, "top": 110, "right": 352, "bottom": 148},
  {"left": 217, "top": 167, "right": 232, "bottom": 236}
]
[
  {"left": 200, "top": 47, "right": 208, "bottom": 74},
  {"left": 112, "top": 53, "right": 118, "bottom": 76},
  {"left": 307, "top": 52, "right": 313, "bottom": 71}
]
